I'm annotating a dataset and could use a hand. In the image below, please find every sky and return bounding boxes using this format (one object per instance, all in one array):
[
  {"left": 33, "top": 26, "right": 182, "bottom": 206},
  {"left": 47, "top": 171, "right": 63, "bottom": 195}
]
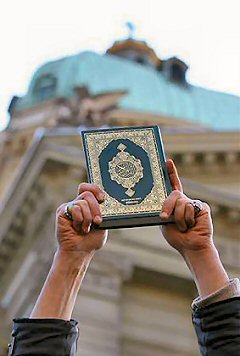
[{"left": 1, "top": 0, "right": 240, "bottom": 131}]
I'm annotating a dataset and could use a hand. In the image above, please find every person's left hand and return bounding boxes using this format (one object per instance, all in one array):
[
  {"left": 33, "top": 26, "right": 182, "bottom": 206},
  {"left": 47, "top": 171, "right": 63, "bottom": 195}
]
[
  {"left": 160, "top": 159, "right": 214, "bottom": 258},
  {"left": 56, "top": 183, "right": 108, "bottom": 255}
]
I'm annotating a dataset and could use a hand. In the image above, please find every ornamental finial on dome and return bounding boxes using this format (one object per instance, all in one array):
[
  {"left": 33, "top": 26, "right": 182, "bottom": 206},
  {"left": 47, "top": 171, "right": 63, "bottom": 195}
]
[
  {"left": 106, "top": 25, "right": 161, "bottom": 68},
  {"left": 125, "top": 21, "right": 136, "bottom": 39}
]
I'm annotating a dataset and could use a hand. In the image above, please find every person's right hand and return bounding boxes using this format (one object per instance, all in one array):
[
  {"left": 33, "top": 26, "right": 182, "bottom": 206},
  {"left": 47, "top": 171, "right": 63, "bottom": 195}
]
[
  {"left": 56, "top": 183, "right": 108, "bottom": 255},
  {"left": 160, "top": 160, "right": 214, "bottom": 258}
]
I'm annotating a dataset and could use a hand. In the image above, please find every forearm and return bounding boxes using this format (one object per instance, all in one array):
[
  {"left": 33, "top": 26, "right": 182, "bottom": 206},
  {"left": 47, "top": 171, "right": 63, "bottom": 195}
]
[
  {"left": 183, "top": 244, "right": 229, "bottom": 298},
  {"left": 30, "top": 250, "right": 94, "bottom": 320}
]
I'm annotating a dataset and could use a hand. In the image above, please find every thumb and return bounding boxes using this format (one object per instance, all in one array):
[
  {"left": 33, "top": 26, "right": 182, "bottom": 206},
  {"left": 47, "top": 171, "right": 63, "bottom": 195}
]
[{"left": 167, "top": 159, "right": 183, "bottom": 192}]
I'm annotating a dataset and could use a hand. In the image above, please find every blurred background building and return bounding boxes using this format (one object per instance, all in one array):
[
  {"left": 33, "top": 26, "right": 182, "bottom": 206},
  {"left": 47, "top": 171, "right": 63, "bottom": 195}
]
[{"left": 0, "top": 36, "right": 239, "bottom": 355}]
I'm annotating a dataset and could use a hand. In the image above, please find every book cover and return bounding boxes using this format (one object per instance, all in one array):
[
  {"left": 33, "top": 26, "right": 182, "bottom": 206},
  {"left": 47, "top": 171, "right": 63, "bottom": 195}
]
[{"left": 81, "top": 126, "right": 172, "bottom": 228}]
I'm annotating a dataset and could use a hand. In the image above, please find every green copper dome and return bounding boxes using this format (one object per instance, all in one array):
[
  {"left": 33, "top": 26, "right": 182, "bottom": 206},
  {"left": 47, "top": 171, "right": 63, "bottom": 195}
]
[{"left": 14, "top": 51, "right": 240, "bottom": 131}]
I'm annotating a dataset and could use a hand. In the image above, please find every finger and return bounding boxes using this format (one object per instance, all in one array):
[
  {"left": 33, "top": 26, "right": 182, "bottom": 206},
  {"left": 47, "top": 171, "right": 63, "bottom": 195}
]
[
  {"left": 192, "top": 200, "right": 205, "bottom": 218},
  {"left": 160, "top": 190, "right": 182, "bottom": 220},
  {"left": 185, "top": 202, "right": 195, "bottom": 228},
  {"left": 202, "top": 202, "right": 211, "bottom": 214},
  {"left": 78, "top": 183, "right": 105, "bottom": 202},
  {"left": 78, "top": 191, "right": 102, "bottom": 225},
  {"left": 57, "top": 203, "right": 69, "bottom": 218},
  {"left": 70, "top": 204, "right": 83, "bottom": 223},
  {"left": 166, "top": 159, "right": 183, "bottom": 192},
  {"left": 67, "top": 204, "right": 83, "bottom": 232},
  {"left": 75, "top": 200, "right": 92, "bottom": 234},
  {"left": 174, "top": 198, "right": 188, "bottom": 232}
]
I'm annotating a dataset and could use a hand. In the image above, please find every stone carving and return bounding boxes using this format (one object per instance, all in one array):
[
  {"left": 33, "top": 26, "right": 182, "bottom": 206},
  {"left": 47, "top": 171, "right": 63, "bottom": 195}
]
[{"left": 57, "top": 87, "right": 127, "bottom": 127}]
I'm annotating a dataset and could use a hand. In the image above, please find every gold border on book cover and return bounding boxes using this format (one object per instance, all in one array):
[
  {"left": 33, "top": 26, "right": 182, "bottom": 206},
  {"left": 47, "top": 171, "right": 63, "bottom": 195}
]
[{"left": 84, "top": 127, "right": 167, "bottom": 217}]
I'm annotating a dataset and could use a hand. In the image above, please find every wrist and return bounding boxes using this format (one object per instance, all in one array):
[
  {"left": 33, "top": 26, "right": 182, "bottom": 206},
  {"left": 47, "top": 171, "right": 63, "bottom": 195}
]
[
  {"left": 182, "top": 243, "right": 218, "bottom": 266},
  {"left": 182, "top": 244, "right": 229, "bottom": 298},
  {"left": 30, "top": 250, "right": 94, "bottom": 320},
  {"left": 54, "top": 248, "right": 95, "bottom": 269}
]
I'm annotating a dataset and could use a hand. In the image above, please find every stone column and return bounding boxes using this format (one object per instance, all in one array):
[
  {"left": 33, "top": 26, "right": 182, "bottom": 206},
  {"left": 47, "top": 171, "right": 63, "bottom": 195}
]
[{"left": 73, "top": 250, "right": 133, "bottom": 356}]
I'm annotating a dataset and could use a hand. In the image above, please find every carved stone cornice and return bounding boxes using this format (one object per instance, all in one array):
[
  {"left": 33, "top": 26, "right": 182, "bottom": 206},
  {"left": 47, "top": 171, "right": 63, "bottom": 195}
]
[
  {"left": 106, "top": 109, "right": 203, "bottom": 129},
  {"left": 162, "top": 131, "right": 240, "bottom": 168},
  {"left": 164, "top": 137, "right": 240, "bottom": 173},
  {"left": 164, "top": 131, "right": 240, "bottom": 151},
  {"left": 0, "top": 131, "right": 86, "bottom": 296},
  {"left": 171, "top": 151, "right": 240, "bottom": 170},
  {"left": 8, "top": 87, "right": 127, "bottom": 131},
  {"left": 0, "top": 179, "right": 53, "bottom": 296},
  {"left": 105, "top": 226, "right": 240, "bottom": 279},
  {"left": 183, "top": 179, "right": 240, "bottom": 216}
]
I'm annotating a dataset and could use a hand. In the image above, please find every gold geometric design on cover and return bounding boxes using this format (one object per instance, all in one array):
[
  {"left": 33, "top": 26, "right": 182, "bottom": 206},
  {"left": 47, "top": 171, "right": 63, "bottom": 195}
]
[{"left": 108, "top": 143, "right": 144, "bottom": 197}]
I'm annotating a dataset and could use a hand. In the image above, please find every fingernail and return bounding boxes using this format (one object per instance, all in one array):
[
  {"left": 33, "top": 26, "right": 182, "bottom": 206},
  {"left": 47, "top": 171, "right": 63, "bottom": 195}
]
[
  {"left": 99, "top": 193, "right": 105, "bottom": 201},
  {"left": 161, "top": 212, "right": 168, "bottom": 219},
  {"left": 94, "top": 215, "right": 102, "bottom": 225}
]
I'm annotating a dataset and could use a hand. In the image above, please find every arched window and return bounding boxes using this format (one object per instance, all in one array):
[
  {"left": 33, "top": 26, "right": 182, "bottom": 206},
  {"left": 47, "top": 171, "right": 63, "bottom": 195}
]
[{"left": 33, "top": 74, "right": 57, "bottom": 101}]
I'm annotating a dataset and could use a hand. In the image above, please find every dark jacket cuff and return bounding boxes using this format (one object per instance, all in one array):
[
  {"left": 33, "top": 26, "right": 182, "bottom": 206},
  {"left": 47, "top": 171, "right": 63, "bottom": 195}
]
[
  {"left": 9, "top": 318, "right": 78, "bottom": 356},
  {"left": 192, "top": 297, "right": 240, "bottom": 356}
]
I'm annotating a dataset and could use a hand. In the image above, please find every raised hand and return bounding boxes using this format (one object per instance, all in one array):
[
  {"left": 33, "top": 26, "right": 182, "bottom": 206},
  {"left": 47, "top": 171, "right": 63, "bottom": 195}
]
[
  {"left": 161, "top": 159, "right": 213, "bottom": 257},
  {"left": 161, "top": 159, "right": 229, "bottom": 298},
  {"left": 31, "top": 184, "right": 108, "bottom": 320},
  {"left": 56, "top": 183, "right": 108, "bottom": 254}
]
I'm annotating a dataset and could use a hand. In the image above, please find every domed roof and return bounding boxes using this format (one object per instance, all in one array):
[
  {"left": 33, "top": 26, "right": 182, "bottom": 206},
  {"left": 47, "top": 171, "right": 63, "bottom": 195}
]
[{"left": 13, "top": 50, "right": 240, "bottom": 131}]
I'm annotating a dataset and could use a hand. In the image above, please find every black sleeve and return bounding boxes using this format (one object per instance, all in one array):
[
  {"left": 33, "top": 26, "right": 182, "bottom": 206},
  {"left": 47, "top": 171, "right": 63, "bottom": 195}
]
[
  {"left": 9, "top": 318, "right": 79, "bottom": 356},
  {"left": 192, "top": 297, "right": 240, "bottom": 356}
]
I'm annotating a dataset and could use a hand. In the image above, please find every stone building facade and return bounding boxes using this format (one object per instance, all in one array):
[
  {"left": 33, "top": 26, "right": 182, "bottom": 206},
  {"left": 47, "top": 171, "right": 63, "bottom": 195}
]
[{"left": 0, "top": 38, "right": 239, "bottom": 355}]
